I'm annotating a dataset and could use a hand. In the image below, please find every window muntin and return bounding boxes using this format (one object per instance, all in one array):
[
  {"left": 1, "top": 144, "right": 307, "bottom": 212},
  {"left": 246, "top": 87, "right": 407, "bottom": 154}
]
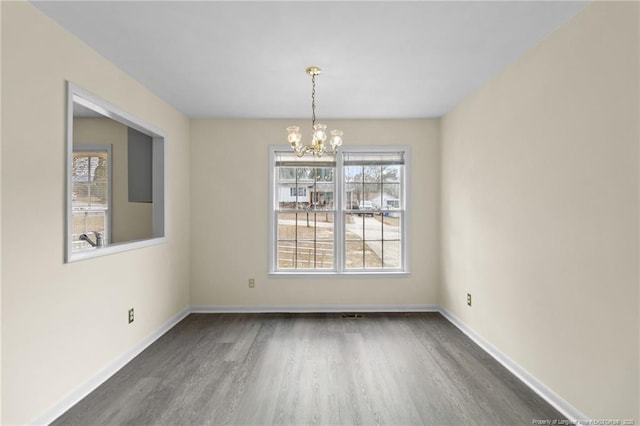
[{"left": 271, "top": 147, "right": 408, "bottom": 274}]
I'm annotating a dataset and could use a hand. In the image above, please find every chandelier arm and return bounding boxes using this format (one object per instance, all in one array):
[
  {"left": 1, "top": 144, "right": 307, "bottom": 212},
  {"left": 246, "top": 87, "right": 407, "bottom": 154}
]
[{"left": 296, "top": 145, "right": 308, "bottom": 157}]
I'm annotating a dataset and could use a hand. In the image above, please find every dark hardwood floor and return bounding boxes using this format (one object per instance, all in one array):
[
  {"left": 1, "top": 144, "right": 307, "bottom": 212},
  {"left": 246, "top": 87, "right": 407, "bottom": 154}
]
[{"left": 53, "top": 312, "right": 565, "bottom": 425}]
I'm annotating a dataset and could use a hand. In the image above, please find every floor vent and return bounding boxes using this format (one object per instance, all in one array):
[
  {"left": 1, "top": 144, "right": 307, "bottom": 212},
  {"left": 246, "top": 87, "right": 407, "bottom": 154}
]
[{"left": 341, "top": 313, "right": 364, "bottom": 319}]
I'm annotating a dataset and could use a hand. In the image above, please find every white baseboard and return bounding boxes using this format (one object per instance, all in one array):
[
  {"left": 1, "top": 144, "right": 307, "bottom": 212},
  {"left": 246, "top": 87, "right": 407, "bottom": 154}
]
[
  {"left": 30, "top": 306, "right": 190, "bottom": 426},
  {"left": 31, "top": 304, "right": 587, "bottom": 425},
  {"left": 438, "top": 307, "right": 588, "bottom": 424},
  {"left": 190, "top": 304, "right": 440, "bottom": 313}
]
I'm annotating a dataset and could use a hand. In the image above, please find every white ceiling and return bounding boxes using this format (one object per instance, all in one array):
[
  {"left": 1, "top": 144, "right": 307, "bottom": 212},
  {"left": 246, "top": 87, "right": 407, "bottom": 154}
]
[{"left": 32, "top": 1, "right": 588, "bottom": 119}]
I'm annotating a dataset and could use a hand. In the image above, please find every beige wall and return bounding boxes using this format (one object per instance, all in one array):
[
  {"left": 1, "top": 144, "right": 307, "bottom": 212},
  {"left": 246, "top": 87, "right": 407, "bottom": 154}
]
[
  {"left": 1, "top": 2, "right": 190, "bottom": 424},
  {"left": 190, "top": 119, "right": 440, "bottom": 307},
  {"left": 441, "top": 1, "right": 639, "bottom": 420},
  {"left": 74, "top": 118, "right": 153, "bottom": 244}
]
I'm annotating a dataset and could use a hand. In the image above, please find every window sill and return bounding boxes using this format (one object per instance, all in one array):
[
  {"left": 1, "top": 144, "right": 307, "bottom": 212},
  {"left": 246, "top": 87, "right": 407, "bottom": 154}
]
[
  {"left": 269, "top": 271, "right": 411, "bottom": 279},
  {"left": 66, "top": 237, "right": 166, "bottom": 263}
]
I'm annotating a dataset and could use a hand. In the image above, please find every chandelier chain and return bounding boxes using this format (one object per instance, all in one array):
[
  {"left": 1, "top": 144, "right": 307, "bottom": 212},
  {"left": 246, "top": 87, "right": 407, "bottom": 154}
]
[{"left": 311, "top": 73, "right": 316, "bottom": 127}]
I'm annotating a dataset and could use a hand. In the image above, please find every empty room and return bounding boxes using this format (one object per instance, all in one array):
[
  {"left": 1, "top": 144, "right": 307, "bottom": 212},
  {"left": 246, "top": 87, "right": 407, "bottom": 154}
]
[{"left": 1, "top": 1, "right": 638, "bottom": 425}]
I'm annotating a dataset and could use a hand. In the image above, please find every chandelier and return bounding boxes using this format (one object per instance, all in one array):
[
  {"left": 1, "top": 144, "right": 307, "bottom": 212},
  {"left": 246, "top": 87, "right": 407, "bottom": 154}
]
[{"left": 286, "top": 66, "right": 343, "bottom": 157}]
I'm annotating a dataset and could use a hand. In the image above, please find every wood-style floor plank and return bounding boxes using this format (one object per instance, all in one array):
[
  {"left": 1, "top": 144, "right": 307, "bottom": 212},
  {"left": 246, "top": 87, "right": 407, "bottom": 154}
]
[{"left": 52, "top": 313, "right": 565, "bottom": 425}]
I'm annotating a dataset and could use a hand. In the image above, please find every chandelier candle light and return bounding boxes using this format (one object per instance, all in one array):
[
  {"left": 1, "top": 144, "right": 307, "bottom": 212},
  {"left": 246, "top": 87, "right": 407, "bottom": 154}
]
[{"left": 287, "top": 66, "right": 343, "bottom": 157}]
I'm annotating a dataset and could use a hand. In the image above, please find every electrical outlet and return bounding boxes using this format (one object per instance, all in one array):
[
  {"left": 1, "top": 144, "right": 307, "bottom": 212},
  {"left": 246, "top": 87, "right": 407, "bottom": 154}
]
[
  {"left": 128, "top": 308, "right": 134, "bottom": 323},
  {"left": 467, "top": 293, "right": 472, "bottom": 307},
  {"left": 248, "top": 278, "right": 255, "bottom": 288}
]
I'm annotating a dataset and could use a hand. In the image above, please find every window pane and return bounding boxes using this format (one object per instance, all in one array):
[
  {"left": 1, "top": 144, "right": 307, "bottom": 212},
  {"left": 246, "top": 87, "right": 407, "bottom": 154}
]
[
  {"left": 278, "top": 184, "right": 304, "bottom": 209},
  {"left": 345, "top": 240, "right": 382, "bottom": 269},
  {"left": 344, "top": 166, "right": 361, "bottom": 183},
  {"left": 296, "top": 213, "right": 334, "bottom": 241},
  {"left": 296, "top": 241, "right": 334, "bottom": 269},
  {"left": 277, "top": 212, "right": 297, "bottom": 241},
  {"left": 297, "top": 167, "right": 314, "bottom": 181},
  {"left": 382, "top": 165, "right": 401, "bottom": 182},
  {"left": 276, "top": 212, "right": 334, "bottom": 270},
  {"left": 312, "top": 181, "right": 334, "bottom": 210},
  {"left": 382, "top": 213, "right": 402, "bottom": 241},
  {"left": 315, "top": 167, "right": 334, "bottom": 182},
  {"left": 344, "top": 182, "right": 360, "bottom": 210},
  {"left": 278, "top": 166, "right": 336, "bottom": 211},
  {"left": 277, "top": 241, "right": 296, "bottom": 269},
  {"left": 381, "top": 183, "right": 401, "bottom": 208},
  {"left": 277, "top": 166, "right": 305, "bottom": 210},
  {"left": 364, "top": 166, "right": 381, "bottom": 182},
  {"left": 73, "top": 156, "right": 89, "bottom": 181},
  {"left": 72, "top": 153, "right": 108, "bottom": 209},
  {"left": 345, "top": 212, "right": 384, "bottom": 269},
  {"left": 363, "top": 183, "right": 381, "bottom": 204},
  {"left": 382, "top": 241, "right": 401, "bottom": 268},
  {"left": 345, "top": 213, "right": 364, "bottom": 241},
  {"left": 365, "top": 242, "right": 383, "bottom": 268},
  {"left": 383, "top": 213, "right": 403, "bottom": 268},
  {"left": 345, "top": 241, "right": 364, "bottom": 269},
  {"left": 278, "top": 167, "right": 296, "bottom": 180}
]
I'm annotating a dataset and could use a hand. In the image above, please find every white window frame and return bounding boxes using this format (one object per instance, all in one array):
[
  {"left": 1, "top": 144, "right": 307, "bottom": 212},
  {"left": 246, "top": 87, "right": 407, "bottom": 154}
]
[{"left": 269, "top": 145, "right": 410, "bottom": 277}]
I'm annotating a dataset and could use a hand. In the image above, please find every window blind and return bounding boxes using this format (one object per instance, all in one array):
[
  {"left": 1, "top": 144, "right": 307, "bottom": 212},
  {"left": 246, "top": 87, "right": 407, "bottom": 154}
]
[{"left": 342, "top": 151, "right": 405, "bottom": 166}]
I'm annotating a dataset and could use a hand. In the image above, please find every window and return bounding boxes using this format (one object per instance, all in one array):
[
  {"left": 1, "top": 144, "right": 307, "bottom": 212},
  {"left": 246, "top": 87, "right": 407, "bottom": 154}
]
[
  {"left": 71, "top": 145, "right": 111, "bottom": 251},
  {"left": 270, "top": 146, "right": 409, "bottom": 274},
  {"left": 343, "top": 151, "right": 405, "bottom": 270},
  {"left": 273, "top": 152, "right": 335, "bottom": 270}
]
